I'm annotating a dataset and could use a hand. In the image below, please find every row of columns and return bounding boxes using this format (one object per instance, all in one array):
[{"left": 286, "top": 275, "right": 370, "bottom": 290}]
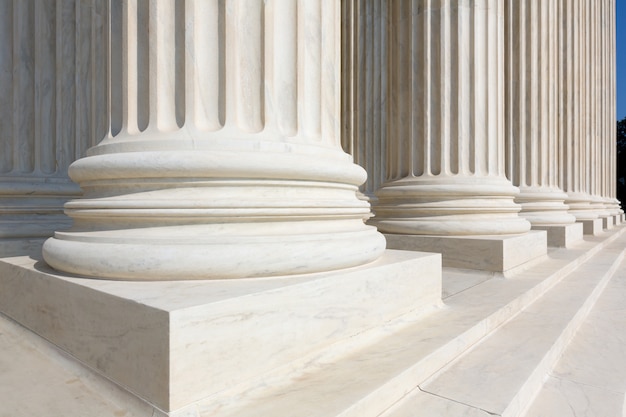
[
  {"left": 0, "top": 0, "right": 108, "bottom": 238},
  {"left": 344, "top": 0, "right": 621, "bottom": 238},
  {"left": 0, "top": 0, "right": 621, "bottom": 280}
]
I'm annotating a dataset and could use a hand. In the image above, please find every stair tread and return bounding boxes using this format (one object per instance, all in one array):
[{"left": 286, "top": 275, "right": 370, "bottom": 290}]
[
  {"left": 523, "top": 258, "right": 626, "bottom": 417},
  {"left": 384, "top": 236, "right": 626, "bottom": 417},
  {"left": 204, "top": 227, "right": 626, "bottom": 417}
]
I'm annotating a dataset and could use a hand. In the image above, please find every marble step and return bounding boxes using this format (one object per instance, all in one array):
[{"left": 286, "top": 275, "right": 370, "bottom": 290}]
[
  {"left": 0, "top": 312, "right": 151, "bottom": 417},
  {"left": 383, "top": 231, "right": 626, "bottom": 417},
  {"left": 522, "top": 257, "right": 626, "bottom": 417},
  {"left": 199, "top": 226, "right": 626, "bottom": 417}
]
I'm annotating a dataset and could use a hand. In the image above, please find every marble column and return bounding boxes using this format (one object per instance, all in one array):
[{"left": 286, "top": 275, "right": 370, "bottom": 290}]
[
  {"left": 0, "top": 0, "right": 108, "bottom": 240},
  {"left": 604, "top": 0, "right": 622, "bottom": 216},
  {"left": 504, "top": 0, "right": 577, "bottom": 230},
  {"left": 43, "top": 0, "right": 386, "bottom": 280},
  {"left": 341, "top": 0, "right": 386, "bottom": 201},
  {"left": 561, "top": 0, "right": 602, "bottom": 232},
  {"left": 372, "top": 0, "right": 530, "bottom": 236},
  {"left": 588, "top": 0, "right": 612, "bottom": 219}
]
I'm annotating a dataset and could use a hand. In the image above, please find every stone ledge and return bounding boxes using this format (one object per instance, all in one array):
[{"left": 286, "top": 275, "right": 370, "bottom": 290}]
[
  {"left": 577, "top": 218, "right": 604, "bottom": 235},
  {"left": 0, "top": 249, "right": 441, "bottom": 413},
  {"left": 532, "top": 223, "right": 584, "bottom": 248},
  {"left": 383, "top": 231, "right": 547, "bottom": 272}
]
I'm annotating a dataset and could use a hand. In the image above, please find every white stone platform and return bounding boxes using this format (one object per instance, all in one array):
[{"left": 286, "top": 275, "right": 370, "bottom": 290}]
[
  {"left": 578, "top": 218, "right": 604, "bottom": 235},
  {"left": 532, "top": 223, "right": 584, "bottom": 248},
  {"left": 1, "top": 226, "right": 625, "bottom": 417},
  {"left": 0, "top": 249, "right": 441, "bottom": 413},
  {"left": 603, "top": 215, "right": 615, "bottom": 229},
  {"left": 383, "top": 230, "right": 547, "bottom": 272}
]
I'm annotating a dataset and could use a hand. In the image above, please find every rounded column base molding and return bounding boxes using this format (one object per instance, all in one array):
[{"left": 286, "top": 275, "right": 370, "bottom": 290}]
[
  {"left": 42, "top": 138, "right": 386, "bottom": 280},
  {"left": 371, "top": 177, "right": 531, "bottom": 236},
  {"left": 515, "top": 186, "right": 577, "bottom": 226},
  {"left": 43, "top": 221, "right": 385, "bottom": 280},
  {"left": 604, "top": 197, "right": 623, "bottom": 215},
  {"left": 589, "top": 195, "right": 612, "bottom": 218},
  {"left": 566, "top": 192, "right": 600, "bottom": 220}
]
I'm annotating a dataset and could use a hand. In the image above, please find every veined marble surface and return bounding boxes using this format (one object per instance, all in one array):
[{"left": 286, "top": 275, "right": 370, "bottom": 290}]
[{"left": 524, "top": 257, "right": 626, "bottom": 417}]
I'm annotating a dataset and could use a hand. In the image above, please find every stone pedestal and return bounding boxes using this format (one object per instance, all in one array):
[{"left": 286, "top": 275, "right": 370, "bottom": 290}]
[
  {"left": 0, "top": 249, "right": 441, "bottom": 413},
  {"left": 602, "top": 216, "right": 614, "bottom": 230},
  {"left": 384, "top": 231, "right": 546, "bottom": 272},
  {"left": 577, "top": 218, "right": 604, "bottom": 236},
  {"left": 532, "top": 223, "right": 584, "bottom": 248}
]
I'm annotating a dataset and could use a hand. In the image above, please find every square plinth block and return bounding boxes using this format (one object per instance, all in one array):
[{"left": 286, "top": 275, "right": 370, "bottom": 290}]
[
  {"left": 532, "top": 223, "right": 584, "bottom": 248},
  {"left": 0, "top": 249, "right": 441, "bottom": 413},
  {"left": 602, "top": 216, "right": 615, "bottom": 230},
  {"left": 383, "top": 230, "right": 547, "bottom": 272},
  {"left": 577, "top": 219, "right": 604, "bottom": 235},
  {"left": 614, "top": 215, "right": 622, "bottom": 225}
]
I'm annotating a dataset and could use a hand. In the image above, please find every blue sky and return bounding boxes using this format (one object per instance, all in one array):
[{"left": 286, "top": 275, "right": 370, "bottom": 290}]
[{"left": 617, "top": 0, "right": 626, "bottom": 119}]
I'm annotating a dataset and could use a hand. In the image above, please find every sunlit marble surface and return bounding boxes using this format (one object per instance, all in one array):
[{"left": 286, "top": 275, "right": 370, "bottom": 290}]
[{"left": 524, "top": 256, "right": 626, "bottom": 417}]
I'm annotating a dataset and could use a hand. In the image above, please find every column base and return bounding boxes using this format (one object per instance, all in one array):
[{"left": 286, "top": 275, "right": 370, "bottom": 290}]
[
  {"left": 0, "top": 249, "right": 441, "bottom": 413},
  {"left": 614, "top": 214, "right": 622, "bottom": 225},
  {"left": 602, "top": 216, "right": 615, "bottom": 230},
  {"left": 531, "top": 223, "right": 584, "bottom": 248},
  {"left": 577, "top": 218, "right": 604, "bottom": 235},
  {"left": 383, "top": 231, "right": 547, "bottom": 272}
]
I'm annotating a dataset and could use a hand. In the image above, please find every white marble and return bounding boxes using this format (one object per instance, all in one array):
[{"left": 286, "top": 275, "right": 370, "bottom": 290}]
[
  {"left": 42, "top": 0, "right": 386, "bottom": 280},
  {"left": 1, "top": 227, "right": 624, "bottom": 417},
  {"left": 524, "top": 250, "right": 626, "bottom": 417},
  {"left": 524, "top": 376, "right": 624, "bottom": 417},
  {"left": 505, "top": 0, "right": 576, "bottom": 227},
  {"left": 341, "top": 0, "right": 387, "bottom": 201},
  {"left": 384, "top": 231, "right": 547, "bottom": 272},
  {"left": 0, "top": 249, "right": 441, "bottom": 412},
  {"left": 531, "top": 223, "right": 584, "bottom": 248},
  {"left": 403, "top": 232, "right": 626, "bottom": 417},
  {"left": 0, "top": 312, "right": 153, "bottom": 417},
  {"left": 371, "top": 0, "right": 531, "bottom": 237},
  {"left": 578, "top": 218, "right": 604, "bottom": 236},
  {"left": 0, "top": 0, "right": 108, "bottom": 239},
  {"left": 603, "top": 215, "right": 615, "bottom": 229}
]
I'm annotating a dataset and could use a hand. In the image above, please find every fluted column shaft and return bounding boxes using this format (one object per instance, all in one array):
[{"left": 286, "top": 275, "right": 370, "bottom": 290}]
[
  {"left": 43, "top": 0, "right": 385, "bottom": 280},
  {"left": 0, "top": 0, "right": 108, "bottom": 238},
  {"left": 587, "top": 0, "right": 611, "bottom": 216},
  {"left": 603, "top": 0, "right": 622, "bottom": 214},
  {"left": 560, "top": 0, "right": 598, "bottom": 220},
  {"left": 504, "top": 0, "right": 575, "bottom": 226},
  {"left": 371, "top": 0, "right": 530, "bottom": 236},
  {"left": 341, "top": 0, "right": 386, "bottom": 201}
]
